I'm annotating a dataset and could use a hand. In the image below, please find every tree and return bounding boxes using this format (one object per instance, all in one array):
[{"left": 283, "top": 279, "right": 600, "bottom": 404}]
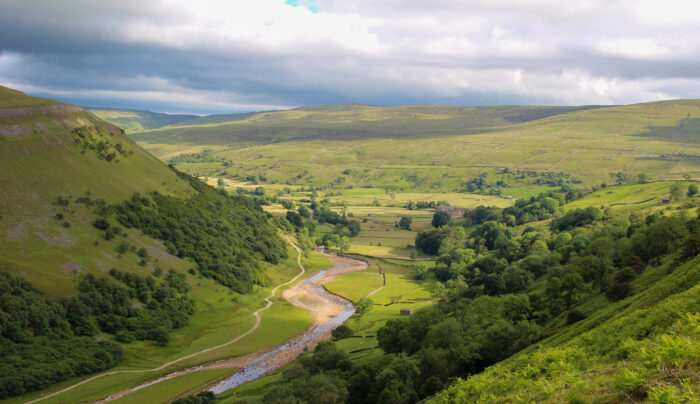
[
  {"left": 339, "top": 236, "right": 351, "bottom": 253},
  {"left": 216, "top": 178, "right": 225, "bottom": 189},
  {"left": 415, "top": 264, "right": 428, "bottom": 280},
  {"left": 298, "top": 205, "right": 311, "bottom": 218},
  {"left": 398, "top": 216, "right": 412, "bottom": 230},
  {"left": 638, "top": 173, "right": 648, "bottom": 184},
  {"left": 431, "top": 211, "right": 451, "bottom": 228},
  {"left": 688, "top": 184, "right": 699, "bottom": 197},
  {"left": 356, "top": 297, "right": 373, "bottom": 318},
  {"left": 286, "top": 210, "right": 303, "bottom": 228},
  {"left": 670, "top": 183, "right": 683, "bottom": 201}
]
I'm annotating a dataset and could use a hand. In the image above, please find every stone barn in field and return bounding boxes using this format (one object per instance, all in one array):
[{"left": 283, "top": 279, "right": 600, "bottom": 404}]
[
  {"left": 400, "top": 308, "right": 412, "bottom": 315},
  {"left": 436, "top": 205, "right": 465, "bottom": 218}
]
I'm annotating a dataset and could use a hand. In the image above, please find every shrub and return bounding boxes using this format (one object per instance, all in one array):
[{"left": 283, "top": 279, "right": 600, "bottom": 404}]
[
  {"left": 614, "top": 268, "right": 636, "bottom": 283},
  {"left": 153, "top": 327, "right": 170, "bottom": 346},
  {"left": 566, "top": 309, "right": 586, "bottom": 325},
  {"left": 92, "top": 218, "right": 110, "bottom": 230},
  {"left": 332, "top": 325, "right": 354, "bottom": 340},
  {"left": 606, "top": 282, "right": 633, "bottom": 301}
]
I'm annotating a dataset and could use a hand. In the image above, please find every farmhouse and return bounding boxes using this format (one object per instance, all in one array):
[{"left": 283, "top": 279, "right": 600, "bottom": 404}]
[
  {"left": 400, "top": 308, "right": 413, "bottom": 315},
  {"left": 436, "top": 205, "right": 465, "bottom": 217}
]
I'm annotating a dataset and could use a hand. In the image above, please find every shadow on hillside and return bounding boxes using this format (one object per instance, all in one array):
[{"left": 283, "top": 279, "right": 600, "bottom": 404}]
[{"left": 632, "top": 118, "right": 700, "bottom": 145}]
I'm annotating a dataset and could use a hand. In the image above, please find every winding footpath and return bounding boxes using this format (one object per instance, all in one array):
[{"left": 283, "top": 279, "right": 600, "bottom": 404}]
[{"left": 26, "top": 236, "right": 315, "bottom": 404}]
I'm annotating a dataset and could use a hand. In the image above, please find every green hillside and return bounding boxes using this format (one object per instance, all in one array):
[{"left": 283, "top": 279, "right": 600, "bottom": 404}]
[
  {"left": 87, "top": 107, "right": 197, "bottom": 133},
  {"left": 133, "top": 101, "right": 700, "bottom": 191},
  {"left": 0, "top": 86, "right": 293, "bottom": 400}
]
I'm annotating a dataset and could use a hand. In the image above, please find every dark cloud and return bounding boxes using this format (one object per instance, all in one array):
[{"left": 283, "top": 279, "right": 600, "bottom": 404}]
[{"left": 1, "top": 0, "right": 699, "bottom": 113}]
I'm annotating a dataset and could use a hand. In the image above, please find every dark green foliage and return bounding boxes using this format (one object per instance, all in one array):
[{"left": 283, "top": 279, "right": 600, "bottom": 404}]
[
  {"left": 113, "top": 173, "right": 286, "bottom": 293},
  {"left": 551, "top": 207, "right": 600, "bottom": 231},
  {"left": 298, "top": 205, "right": 311, "bottom": 218},
  {"left": 0, "top": 270, "right": 122, "bottom": 398},
  {"left": 415, "top": 227, "right": 451, "bottom": 255},
  {"left": 332, "top": 325, "right": 354, "bottom": 341},
  {"left": 71, "top": 126, "right": 127, "bottom": 162},
  {"left": 632, "top": 216, "right": 689, "bottom": 261},
  {"left": 172, "top": 392, "right": 216, "bottom": 404},
  {"left": 566, "top": 309, "right": 586, "bottom": 324},
  {"left": 432, "top": 211, "right": 451, "bottom": 228},
  {"left": 606, "top": 282, "right": 633, "bottom": 301},
  {"left": 398, "top": 216, "right": 412, "bottom": 230},
  {"left": 167, "top": 150, "right": 219, "bottom": 166},
  {"left": 286, "top": 210, "right": 304, "bottom": 227},
  {"left": 81, "top": 270, "right": 195, "bottom": 345},
  {"left": 464, "top": 192, "right": 564, "bottom": 227},
  {"left": 92, "top": 217, "right": 110, "bottom": 230},
  {"left": 688, "top": 184, "right": 699, "bottom": 196}
]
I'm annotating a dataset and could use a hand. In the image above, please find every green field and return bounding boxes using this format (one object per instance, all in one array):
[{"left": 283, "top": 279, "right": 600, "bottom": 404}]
[{"left": 133, "top": 101, "right": 700, "bottom": 192}]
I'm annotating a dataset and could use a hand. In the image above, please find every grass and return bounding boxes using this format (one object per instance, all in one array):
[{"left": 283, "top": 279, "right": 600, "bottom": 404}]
[
  {"left": 4, "top": 249, "right": 330, "bottom": 404},
  {"left": 111, "top": 368, "right": 235, "bottom": 404},
  {"left": 434, "top": 253, "right": 700, "bottom": 403},
  {"left": 324, "top": 262, "right": 384, "bottom": 303},
  {"left": 214, "top": 256, "right": 440, "bottom": 400},
  {"left": 134, "top": 101, "right": 700, "bottom": 192}
]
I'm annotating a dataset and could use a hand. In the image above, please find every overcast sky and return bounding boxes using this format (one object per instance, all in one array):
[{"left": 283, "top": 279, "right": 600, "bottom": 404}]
[{"left": 1, "top": 0, "right": 700, "bottom": 114}]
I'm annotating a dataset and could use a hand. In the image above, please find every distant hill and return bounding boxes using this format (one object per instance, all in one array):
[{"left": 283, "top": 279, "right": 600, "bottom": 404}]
[
  {"left": 132, "top": 104, "right": 603, "bottom": 146},
  {"left": 86, "top": 107, "right": 197, "bottom": 133},
  {"left": 132, "top": 100, "right": 700, "bottom": 189}
]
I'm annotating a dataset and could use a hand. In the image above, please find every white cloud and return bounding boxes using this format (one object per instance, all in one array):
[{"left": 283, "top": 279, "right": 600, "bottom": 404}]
[{"left": 1, "top": 0, "right": 700, "bottom": 111}]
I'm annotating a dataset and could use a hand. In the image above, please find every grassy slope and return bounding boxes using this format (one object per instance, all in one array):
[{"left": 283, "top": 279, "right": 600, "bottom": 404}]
[
  {"left": 87, "top": 107, "right": 197, "bottom": 133},
  {"left": 434, "top": 255, "right": 700, "bottom": 403},
  {"left": 0, "top": 86, "right": 342, "bottom": 403},
  {"left": 134, "top": 100, "right": 700, "bottom": 190}
]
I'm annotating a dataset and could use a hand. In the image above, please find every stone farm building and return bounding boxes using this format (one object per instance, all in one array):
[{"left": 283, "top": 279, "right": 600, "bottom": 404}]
[{"left": 436, "top": 205, "right": 465, "bottom": 218}]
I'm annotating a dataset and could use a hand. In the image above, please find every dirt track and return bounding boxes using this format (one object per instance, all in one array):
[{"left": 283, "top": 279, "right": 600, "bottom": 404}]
[{"left": 26, "top": 238, "right": 367, "bottom": 403}]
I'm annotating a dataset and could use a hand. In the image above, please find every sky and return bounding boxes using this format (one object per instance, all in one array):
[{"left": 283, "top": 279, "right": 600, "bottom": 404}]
[{"left": 1, "top": 0, "right": 700, "bottom": 114}]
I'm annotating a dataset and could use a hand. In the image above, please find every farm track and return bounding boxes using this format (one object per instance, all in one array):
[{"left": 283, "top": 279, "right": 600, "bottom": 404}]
[{"left": 27, "top": 236, "right": 366, "bottom": 404}]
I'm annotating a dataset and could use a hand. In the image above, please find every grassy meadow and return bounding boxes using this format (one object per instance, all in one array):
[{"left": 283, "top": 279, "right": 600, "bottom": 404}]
[{"left": 133, "top": 101, "right": 700, "bottom": 193}]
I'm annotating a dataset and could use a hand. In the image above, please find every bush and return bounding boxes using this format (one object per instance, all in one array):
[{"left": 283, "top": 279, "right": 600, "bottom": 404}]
[
  {"left": 606, "top": 282, "right": 633, "bottom": 301},
  {"left": 153, "top": 327, "right": 170, "bottom": 346},
  {"left": 566, "top": 310, "right": 586, "bottom": 324},
  {"left": 332, "top": 325, "right": 354, "bottom": 340},
  {"left": 92, "top": 218, "right": 110, "bottom": 230}
]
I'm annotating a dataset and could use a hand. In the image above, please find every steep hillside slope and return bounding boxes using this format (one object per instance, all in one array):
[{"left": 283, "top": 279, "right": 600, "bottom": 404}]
[
  {"left": 0, "top": 86, "right": 290, "bottom": 399},
  {"left": 86, "top": 107, "right": 196, "bottom": 133}
]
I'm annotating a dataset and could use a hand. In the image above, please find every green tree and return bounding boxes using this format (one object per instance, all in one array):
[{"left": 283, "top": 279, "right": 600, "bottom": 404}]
[
  {"left": 431, "top": 211, "right": 451, "bottom": 228},
  {"left": 688, "top": 184, "right": 698, "bottom": 196},
  {"left": 638, "top": 173, "right": 648, "bottom": 183},
  {"left": 356, "top": 297, "right": 373, "bottom": 318},
  {"left": 670, "top": 183, "right": 683, "bottom": 201},
  {"left": 339, "top": 236, "right": 351, "bottom": 253},
  {"left": 216, "top": 178, "right": 225, "bottom": 189},
  {"left": 398, "top": 216, "right": 412, "bottom": 230}
]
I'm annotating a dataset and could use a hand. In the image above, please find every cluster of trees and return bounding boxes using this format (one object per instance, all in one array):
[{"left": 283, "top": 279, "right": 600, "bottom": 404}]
[
  {"left": 112, "top": 172, "right": 287, "bottom": 293},
  {"left": 167, "top": 150, "right": 220, "bottom": 166},
  {"left": 370, "top": 200, "right": 700, "bottom": 401},
  {"left": 0, "top": 270, "right": 122, "bottom": 398},
  {"left": 82, "top": 269, "right": 196, "bottom": 345},
  {"left": 71, "top": 126, "right": 128, "bottom": 163},
  {"left": 464, "top": 192, "right": 565, "bottom": 227},
  {"left": 670, "top": 182, "right": 698, "bottom": 200},
  {"left": 407, "top": 200, "right": 448, "bottom": 210}
]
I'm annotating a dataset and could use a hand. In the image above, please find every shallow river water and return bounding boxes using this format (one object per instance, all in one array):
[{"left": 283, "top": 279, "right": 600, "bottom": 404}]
[{"left": 209, "top": 263, "right": 356, "bottom": 394}]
